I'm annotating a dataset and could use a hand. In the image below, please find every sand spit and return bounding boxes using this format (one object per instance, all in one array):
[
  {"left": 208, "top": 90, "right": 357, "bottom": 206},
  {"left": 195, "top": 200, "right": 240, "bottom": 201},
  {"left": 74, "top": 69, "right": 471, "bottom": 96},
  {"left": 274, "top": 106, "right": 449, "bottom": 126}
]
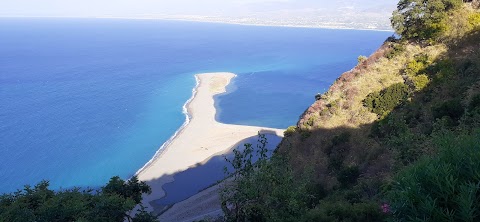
[{"left": 136, "top": 72, "right": 284, "bottom": 217}]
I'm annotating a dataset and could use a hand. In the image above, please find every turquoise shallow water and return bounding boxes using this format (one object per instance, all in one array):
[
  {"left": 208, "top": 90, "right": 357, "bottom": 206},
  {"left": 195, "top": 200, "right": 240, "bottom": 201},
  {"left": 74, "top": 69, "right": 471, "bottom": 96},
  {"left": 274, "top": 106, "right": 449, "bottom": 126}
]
[{"left": 0, "top": 18, "right": 392, "bottom": 193}]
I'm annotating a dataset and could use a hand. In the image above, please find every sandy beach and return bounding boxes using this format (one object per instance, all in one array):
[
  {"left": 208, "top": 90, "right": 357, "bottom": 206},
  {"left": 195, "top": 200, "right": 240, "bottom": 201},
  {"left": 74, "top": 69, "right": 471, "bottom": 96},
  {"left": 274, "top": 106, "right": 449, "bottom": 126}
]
[{"left": 136, "top": 72, "right": 284, "bottom": 215}]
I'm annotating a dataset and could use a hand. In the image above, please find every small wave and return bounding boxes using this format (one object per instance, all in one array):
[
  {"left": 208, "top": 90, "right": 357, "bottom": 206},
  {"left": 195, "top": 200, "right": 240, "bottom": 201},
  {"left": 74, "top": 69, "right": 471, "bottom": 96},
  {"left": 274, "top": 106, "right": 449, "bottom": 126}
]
[{"left": 134, "top": 75, "right": 201, "bottom": 176}]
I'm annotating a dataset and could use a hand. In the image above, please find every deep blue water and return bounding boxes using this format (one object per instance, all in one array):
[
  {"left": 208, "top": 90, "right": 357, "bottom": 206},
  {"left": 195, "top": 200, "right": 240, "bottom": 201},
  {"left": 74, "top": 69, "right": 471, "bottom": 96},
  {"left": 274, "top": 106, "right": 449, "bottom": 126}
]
[{"left": 0, "top": 18, "right": 391, "bottom": 193}]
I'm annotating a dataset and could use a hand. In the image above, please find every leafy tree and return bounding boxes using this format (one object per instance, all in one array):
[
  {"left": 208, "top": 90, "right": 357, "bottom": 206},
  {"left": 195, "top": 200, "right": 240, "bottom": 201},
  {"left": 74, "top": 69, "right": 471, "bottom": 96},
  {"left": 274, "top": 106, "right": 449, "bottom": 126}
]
[
  {"left": 391, "top": 0, "right": 463, "bottom": 41},
  {"left": 220, "top": 134, "right": 311, "bottom": 222},
  {"left": 103, "top": 176, "right": 151, "bottom": 205},
  {"left": 0, "top": 176, "right": 157, "bottom": 222}
]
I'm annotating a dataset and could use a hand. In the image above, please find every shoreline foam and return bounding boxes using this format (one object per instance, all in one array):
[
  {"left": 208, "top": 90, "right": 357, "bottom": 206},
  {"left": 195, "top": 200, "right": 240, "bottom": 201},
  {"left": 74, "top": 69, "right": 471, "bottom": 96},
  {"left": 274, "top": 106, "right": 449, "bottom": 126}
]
[
  {"left": 135, "top": 72, "right": 285, "bottom": 213},
  {"left": 135, "top": 75, "right": 201, "bottom": 177}
]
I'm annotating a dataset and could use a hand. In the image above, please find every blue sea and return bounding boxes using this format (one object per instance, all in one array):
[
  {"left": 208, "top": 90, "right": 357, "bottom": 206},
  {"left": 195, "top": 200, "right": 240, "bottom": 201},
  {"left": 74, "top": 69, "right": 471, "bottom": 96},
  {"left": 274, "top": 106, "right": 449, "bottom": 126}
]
[{"left": 0, "top": 18, "right": 391, "bottom": 193}]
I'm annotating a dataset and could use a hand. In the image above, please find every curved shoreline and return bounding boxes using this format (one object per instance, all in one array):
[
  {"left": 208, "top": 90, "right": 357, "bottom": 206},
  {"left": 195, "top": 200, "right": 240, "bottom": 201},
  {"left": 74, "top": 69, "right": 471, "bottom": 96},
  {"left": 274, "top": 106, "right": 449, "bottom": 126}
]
[
  {"left": 135, "top": 75, "right": 201, "bottom": 177},
  {"left": 136, "top": 72, "right": 285, "bottom": 213}
]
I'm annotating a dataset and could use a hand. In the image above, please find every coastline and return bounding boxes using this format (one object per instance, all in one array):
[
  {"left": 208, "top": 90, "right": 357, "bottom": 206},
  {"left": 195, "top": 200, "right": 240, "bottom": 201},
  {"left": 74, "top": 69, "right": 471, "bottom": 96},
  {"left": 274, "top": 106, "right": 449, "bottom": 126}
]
[
  {"left": 154, "top": 18, "right": 394, "bottom": 32},
  {"left": 136, "top": 72, "right": 285, "bottom": 213},
  {"left": 0, "top": 16, "right": 394, "bottom": 32},
  {"left": 135, "top": 75, "right": 201, "bottom": 177}
]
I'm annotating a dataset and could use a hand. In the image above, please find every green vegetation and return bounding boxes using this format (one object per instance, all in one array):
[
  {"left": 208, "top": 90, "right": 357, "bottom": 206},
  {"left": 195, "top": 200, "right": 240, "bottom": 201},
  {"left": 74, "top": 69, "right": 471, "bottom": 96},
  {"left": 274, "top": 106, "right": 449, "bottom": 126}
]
[
  {"left": 220, "top": 134, "right": 311, "bottom": 221},
  {"left": 300, "top": 130, "right": 312, "bottom": 141},
  {"left": 221, "top": 134, "right": 386, "bottom": 222},
  {"left": 391, "top": 0, "right": 463, "bottom": 41},
  {"left": 363, "top": 83, "right": 409, "bottom": 117},
  {"left": 306, "top": 116, "right": 316, "bottom": 127},
  {"left": 432, "top": 99, "right": 465, "bottom": 121},
  {"left": 403, "top": 55, "right": 432, "bottom": 90},
  {"left": 2, "top": 1, "right": 480, "bottom": 221},
  {"left": 385, "top": 43, "right": 405, "bottom": 59},
  {"left": 284, "top": 126, "right": 297, "bottom": 137},
  {"left": 411, "top": 74, "right": 430, "bottom": 90},
  {"left": 303, "top": 200, "right": 385, "bottom": 222},
  {"left": 469, "top": 12, "right": 480, "bottom": 26},
  {"left": 468, "top": 94, "right": 480, "bottom": 111},
  {"left": 405, "top": 54, "right": 430, "bottom": 77},
  {"left": 331, "top": 132, "right": 351, "bottom": 147},
  {"left": 0, "top": 176, "right": 157, "bottom": 222},
  {"left": 221, "top": 1, "right": 480, "bottom": 221},
  {"left": 427, "top": 60, "right": 456, "bottom": 86},
  {"left": 358, "top": 55, "right": 368, "bottom": 64},
  {"left": 336, "top": 166, "right": 360, "bottom": 188},
  {"left": 386, "top": 131, "right": 480, "bottom": 221}
]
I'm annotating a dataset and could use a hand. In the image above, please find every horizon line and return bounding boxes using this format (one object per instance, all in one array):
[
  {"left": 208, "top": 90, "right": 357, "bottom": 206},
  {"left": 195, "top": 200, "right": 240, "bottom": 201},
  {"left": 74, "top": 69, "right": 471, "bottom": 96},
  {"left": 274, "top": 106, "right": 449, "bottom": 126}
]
[{"left": 0, "top": 15, "right": 394, "bottom": 32}]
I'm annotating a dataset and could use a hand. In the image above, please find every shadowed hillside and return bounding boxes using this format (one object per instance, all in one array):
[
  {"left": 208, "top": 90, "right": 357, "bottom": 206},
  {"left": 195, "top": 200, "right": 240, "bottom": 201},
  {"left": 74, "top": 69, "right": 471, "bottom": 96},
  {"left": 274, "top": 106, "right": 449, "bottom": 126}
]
[
  {"left": 279, "top": 2, "right": 480, "bottom": 187},
  {"left": 1, "top": 1, "right": 479, "bottom": 221},
  {"left": 220, "top": 1, "right": 480, "bottom": 221}
]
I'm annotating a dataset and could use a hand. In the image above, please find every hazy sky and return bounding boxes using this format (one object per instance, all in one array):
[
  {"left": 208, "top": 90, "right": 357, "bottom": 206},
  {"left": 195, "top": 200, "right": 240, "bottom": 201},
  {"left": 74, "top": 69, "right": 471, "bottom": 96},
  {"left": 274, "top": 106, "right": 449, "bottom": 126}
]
[{"left": 0, "top": 0, "right": 398, "bottom": 18}]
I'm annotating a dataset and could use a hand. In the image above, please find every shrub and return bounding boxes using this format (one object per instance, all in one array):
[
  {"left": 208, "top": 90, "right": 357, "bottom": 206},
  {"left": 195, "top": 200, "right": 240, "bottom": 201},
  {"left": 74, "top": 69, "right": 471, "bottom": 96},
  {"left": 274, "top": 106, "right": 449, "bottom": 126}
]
[
  {"left": 460, "top": 60, "right": 480, "bottom": 77},
  {"left": 358, "top": 55, "right": 368, "bottom": 64},
  {"left": 415, "top": 53, "right": 430, "bottom": 64},
  {"left": 0, "top": 177, "right": 156, "bottom": 222},
  {"left": 327, "top": 100, "right": 340, "bottom": 115},
  {"left": 405, "top": 54, "right": 430, "bottom": 77},
  {"left": 428, "top": 59, "right": 456, "bottom": 82},
  {"left": 221, "top": 135, "right": 310, "bottom": 222},
  {"left": 337, "top": 166, "right": 361, "bottom": 188},
  {"left": 469, "top": 94, "right": 480, "bottom": 112},
  {"left": 302, "top": 200, "right": 385, "bottom": 222},
  {"left": 432, "top": 99, "right": 465, "bottom": 121},
  {"left": 363, "top": 83, "right": 409, "bottom": 117},
  {"left": 371, "top": 112, "right": 424, "bottom": 165},
  {"left": 389, "top": 130, "right": 423, "bottom": 166},
  {"left": 284, "top": 126, "right": 297, "bottom": 137},
  {"left": 331, "top": 132, "right": 351, "bottom": 146},
  {"left": 301, "top": 131, "right": 312, "bottom": 141},
  {"left": 386, "top": 43, "right": 406, "bottom": 59},
  {"left": 411, "top": 74, "right": 430, "bottom": 90},
  {"left": 319, "top": 108, "right": 330, "bottom": 117},
  {"left": 385, "top": 131, "right": 480, "bottom": 221},
  {"left": 371, "top": 114, "right": 408, "bottom": 138},
  {"left": 405, "top": 59, "right": 425, "bottom": 76},
  {"left": 328, "top": 154, "right": 345, "bottom": 172},
  {"left": 306, "top": 116, "right": 316, "bottom": 127},
  {"left": 305, "top": 183, "right": 327, "bottom": 208},
  {"left": 468, "top": 12, "right": 480, "bottom": 28},
  {"left": 326, "top": 133, "right": 352, "bottom": 172}
]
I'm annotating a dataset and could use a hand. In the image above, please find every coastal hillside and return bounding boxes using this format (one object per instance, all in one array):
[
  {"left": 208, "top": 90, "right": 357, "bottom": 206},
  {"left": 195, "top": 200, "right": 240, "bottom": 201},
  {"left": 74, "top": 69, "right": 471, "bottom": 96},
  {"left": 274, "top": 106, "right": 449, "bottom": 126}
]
[
  {"left": 220, "top": 0, "right": 480, "bottom": 221},
  {"left": 281, "top": 0, "right": 480, "bottom": 187},
  {"left": 1, "top": 1, "right": 480, "bottom": 221}
]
